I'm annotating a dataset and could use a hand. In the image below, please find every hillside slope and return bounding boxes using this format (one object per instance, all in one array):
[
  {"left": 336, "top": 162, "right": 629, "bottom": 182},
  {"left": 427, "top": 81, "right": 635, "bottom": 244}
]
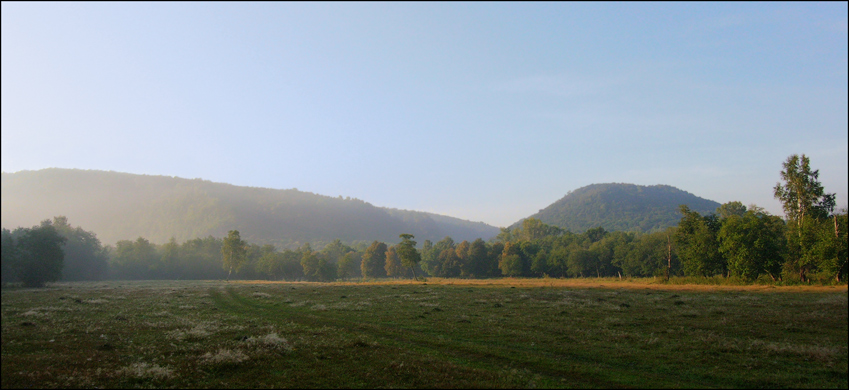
[
  {"left": 1, "top": 169, "right": 499, "bottom": 247},
  {"left": 514, "top": 183, "right": 720, "bottom": 233}
]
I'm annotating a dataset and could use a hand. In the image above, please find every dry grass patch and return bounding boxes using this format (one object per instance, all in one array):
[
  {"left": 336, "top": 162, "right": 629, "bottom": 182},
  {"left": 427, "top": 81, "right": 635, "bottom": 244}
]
[
  {"left": 201, "top": 348, "right": 249, "bottom": 366},
  {"left": 117, "top": 362, "right": 176, "bottom": 380}
]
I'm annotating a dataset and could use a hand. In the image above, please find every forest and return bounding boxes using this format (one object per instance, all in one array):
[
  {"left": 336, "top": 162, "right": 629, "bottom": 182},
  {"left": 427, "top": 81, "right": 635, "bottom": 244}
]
[{"left": 2, "top": 154, "right": 846, "bottom": 287}]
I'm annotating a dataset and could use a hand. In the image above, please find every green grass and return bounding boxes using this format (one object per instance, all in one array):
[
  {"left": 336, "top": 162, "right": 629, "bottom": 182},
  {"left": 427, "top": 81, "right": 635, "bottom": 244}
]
[{"left": 2, "top": 279, "right": 846, "bottom": 388}]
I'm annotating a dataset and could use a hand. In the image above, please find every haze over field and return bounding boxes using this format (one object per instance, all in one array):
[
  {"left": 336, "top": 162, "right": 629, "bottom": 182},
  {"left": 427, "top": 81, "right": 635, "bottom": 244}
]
[{"left": 2, "top": 3, "right": 847, "bottom": 227}]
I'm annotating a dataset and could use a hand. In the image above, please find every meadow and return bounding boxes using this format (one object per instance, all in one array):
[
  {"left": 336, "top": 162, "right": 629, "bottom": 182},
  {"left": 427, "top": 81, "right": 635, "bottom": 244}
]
[{"left": 1, "top": 278, "right": 846, "bottom": 388}]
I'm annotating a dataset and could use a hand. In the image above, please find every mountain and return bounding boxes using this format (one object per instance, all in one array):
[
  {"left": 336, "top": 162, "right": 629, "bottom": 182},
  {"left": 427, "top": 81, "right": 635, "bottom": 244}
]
[
  {"left": 514, "top": 183, "right": 721, "bottom": 233},
  {"left": 1, "top": 169, "right": 499, "bottom": 247}
]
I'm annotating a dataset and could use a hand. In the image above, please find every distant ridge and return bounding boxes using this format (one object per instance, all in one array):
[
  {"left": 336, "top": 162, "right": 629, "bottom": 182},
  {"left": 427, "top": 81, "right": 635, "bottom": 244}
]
[
  {"left": 1, "top": 169, "right": 500, "bottom": 247},
  {"left": 514, "top": 183, "right": 720, "bottom": 233}
]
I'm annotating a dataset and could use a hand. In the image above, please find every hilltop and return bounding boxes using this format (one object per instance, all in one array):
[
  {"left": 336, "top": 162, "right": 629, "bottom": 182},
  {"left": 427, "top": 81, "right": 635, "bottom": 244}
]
[
  {"left": 514, "top": 183, "right": 720, "bottom": 233},
  {"left": 1, "top": 169, "right": 499, "bottom": 247}
]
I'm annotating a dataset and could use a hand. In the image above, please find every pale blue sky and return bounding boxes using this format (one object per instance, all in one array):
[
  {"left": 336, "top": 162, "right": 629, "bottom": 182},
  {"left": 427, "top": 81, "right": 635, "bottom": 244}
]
[{"left": 2, "top": 2, "right": 847, "bottom": 227}]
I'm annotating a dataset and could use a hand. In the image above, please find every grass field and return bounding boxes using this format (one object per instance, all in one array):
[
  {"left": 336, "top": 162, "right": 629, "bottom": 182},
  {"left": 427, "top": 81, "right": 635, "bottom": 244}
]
[{"left": 1, "top": 278, "right": 846, "bottom": 388}]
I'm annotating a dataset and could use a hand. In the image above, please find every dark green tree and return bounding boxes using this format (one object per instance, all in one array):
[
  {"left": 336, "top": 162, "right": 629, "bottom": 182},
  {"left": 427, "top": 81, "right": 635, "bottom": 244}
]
[
  {"left": 466, "top": 238, "right": 489, "bottom": 278},
  {"left": 675, "top": 205, "right": 725, "bottom": 277},
  {"left": 11, "top": 220, "right": 67, "bottom": 287},
  {"left": 361, "top": 241, "right": 388, "bottom": 279},
  {"left": 718, "top": 206, "right": 786, "bottom": 281},
  {"left": 810, "top": 210, "right": 848, "bottom": 282}
]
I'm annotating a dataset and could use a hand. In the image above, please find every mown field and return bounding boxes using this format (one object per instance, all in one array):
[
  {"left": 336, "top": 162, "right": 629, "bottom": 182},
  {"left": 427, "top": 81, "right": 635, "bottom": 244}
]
[{"left": 1, "top": 278, "right": 846, "bottom": 388}]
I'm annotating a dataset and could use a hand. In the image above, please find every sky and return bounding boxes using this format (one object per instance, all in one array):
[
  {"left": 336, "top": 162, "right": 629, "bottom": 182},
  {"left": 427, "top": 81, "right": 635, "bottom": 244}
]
[{"left": 2, "top": 2, "right": 847, "bottom": 228}]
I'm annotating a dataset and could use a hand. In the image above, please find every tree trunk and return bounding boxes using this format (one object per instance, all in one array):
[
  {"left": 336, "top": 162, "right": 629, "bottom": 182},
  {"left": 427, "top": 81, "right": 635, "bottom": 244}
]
[{"left": 666, "top": 235, "right": 672, "bottom": 281}]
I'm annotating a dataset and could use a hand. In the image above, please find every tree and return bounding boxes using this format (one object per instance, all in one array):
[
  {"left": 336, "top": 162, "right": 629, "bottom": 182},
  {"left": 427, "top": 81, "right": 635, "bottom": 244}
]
[
  {"left": 419, "top": 239, "right": 436, "bottom": 276},
  {"left": 567, "top": 248, "right": 594, "bottom": 278},
  {"left": 499, "top": 242, "right": 524, "bottom": 277},
  {"left": 50, "top": 216, "right": 109, "bottom": 281},
  {"left": 1, "top": 228, "right": 17, "bottom": 285},
  {"left": 426, "top": 237, "right": 456, "bottom": 277},
  {"left": 321, "top": 239, "right": 352, "bottom": 264},
  {"left": 384, "top": 245, "right": 404, "bottom": 278},
  {"left": 716, "top": 201, "right": 747, "bottom": 220},
  {"left": 466, "top": 238, "right": 489, "bottom": 278},
  {"left": 773, "top": 154, "right": 837, "bottom": 281},
  {"left": 811, "top": 210, "right": 848, "bottom": 282},
  {"left": 718, "top": 206, "right": 786, "bottom": 281},
  {"left": 257, "top": 249, "right": 285, "bottom": 280},
  {"left": 438, "top": 247, "right": 462, "bottom": 278},
  {"left": 584, "top": 227, "right": 608, "bottom": 244},
  {"left": 361, "top": 241, "right": 388, "bottom": 279},
  {"left": 774, "top": 154, "right": 836, "bottom": 229},
  {"left": 455, "top": 240, "right": 472, "bottom": 277},
  {"left": 517, "top": 218, "right": 563, "bottom": 241},
  {"left": 111, "top": 237, "right": 159, "bottom": 280},
  {"left": 396, "top": 234, "right": 422, "bottom": 280},
  {"left": 221, "top": 230, "right": 247, "bottom": 281},
  {"left": 299, "top": 245, "right": 320, "bottom": 281},
  {"left": 160, "top": 237, "right": 181, "bottom": 279},
  {"left": 337, "top": 252, "right": 360, "bottom": 281},
  {"left": 675, "top": 205, "right": 725, "bottom": 277},
  {"left": 11, "top": 220, "right": 67, "bottom": 287}
]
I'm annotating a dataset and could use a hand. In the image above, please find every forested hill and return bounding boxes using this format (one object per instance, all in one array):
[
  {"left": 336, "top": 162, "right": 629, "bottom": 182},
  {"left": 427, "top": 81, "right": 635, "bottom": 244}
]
[
  {"left": 514, "top": 183, "right": 721, "bottom": 233},
  {"left": 1, "top": 169, "right": 499, "bottom": 247}
]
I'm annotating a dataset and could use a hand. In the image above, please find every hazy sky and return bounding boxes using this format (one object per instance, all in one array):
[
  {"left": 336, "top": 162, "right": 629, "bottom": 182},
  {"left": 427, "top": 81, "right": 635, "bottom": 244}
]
[{"left": 3, "top": 2, "right": 847, "bottom": 227}]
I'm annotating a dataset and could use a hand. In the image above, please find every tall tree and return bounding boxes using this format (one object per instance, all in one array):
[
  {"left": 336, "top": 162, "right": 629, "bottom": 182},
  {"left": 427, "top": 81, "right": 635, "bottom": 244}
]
[
  {"left": 221, "top": 230, "right": 247, "bottom": 281},
  {"left": 396, "top": 234, "right": 422, "bottom": 280},
  {"left": 774, "top": 154, "right": 836, "bottom": 229},
  {"left": 773, "top": 154, "right": 837, "bottom": 281}
]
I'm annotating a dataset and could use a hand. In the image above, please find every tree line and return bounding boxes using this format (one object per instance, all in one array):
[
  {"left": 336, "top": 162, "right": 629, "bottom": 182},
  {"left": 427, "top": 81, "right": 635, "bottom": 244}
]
[{"left": 2, "top": 154, "right": 846, "bottom": 287}]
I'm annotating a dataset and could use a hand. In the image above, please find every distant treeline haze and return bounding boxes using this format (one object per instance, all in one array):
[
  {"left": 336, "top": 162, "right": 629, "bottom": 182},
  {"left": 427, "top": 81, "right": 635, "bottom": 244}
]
[{"left": 1, "top": 154, "right": 846, "bottom": 286}]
